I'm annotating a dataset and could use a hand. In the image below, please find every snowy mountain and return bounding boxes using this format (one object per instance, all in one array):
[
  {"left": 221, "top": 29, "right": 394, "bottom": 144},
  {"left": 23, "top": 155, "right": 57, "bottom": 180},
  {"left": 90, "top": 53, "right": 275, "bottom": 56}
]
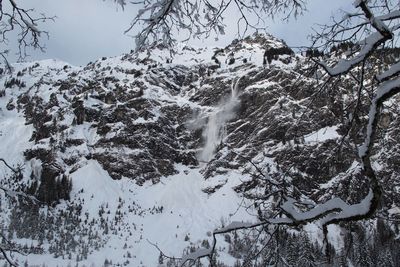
[{"left": 0, "top": 33, "right": 399, "bottom": 266}]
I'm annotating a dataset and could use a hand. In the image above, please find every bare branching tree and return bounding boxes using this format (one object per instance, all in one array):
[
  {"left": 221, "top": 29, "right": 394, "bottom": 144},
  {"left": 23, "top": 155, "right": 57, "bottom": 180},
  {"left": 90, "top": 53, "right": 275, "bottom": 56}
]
[
  {"left": 0, "top": 0, "right": 54, "bottom": 72},
  {"left": 126, "top": 0, "right": 306, "bottom": 49}
]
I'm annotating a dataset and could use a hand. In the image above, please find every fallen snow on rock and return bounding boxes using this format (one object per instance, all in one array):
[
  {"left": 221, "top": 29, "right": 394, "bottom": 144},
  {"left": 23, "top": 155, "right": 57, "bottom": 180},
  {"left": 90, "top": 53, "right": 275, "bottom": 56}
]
[{"left": 304, "top": 126, "right": 340, "bottom": 143}]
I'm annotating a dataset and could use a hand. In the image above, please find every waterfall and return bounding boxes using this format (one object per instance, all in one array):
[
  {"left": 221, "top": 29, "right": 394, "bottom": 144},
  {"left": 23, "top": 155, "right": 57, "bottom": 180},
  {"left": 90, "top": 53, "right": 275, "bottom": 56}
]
[{"left": 198, "top": 77, "right": 242, "bottom": 162}]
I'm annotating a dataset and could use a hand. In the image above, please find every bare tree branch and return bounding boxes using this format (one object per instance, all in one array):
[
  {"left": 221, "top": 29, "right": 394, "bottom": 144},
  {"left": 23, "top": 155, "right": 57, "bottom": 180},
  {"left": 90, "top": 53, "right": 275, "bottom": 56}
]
[
  {"left": 126, "top": 0, "right": 306, "bottom": 50},
  {"left": 0, "top": 0, "right": 54, "bottom": 71}
]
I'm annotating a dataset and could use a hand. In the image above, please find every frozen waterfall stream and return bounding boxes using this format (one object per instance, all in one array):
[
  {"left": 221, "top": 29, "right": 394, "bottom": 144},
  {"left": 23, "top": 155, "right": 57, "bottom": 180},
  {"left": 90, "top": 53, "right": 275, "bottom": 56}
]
[{"left": 198, "top": 77, "right": 242, "bottom": 162}]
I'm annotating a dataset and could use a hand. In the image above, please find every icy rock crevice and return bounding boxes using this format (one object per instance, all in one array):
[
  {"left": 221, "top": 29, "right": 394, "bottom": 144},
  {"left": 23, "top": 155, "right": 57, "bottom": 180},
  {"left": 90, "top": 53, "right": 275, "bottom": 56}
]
[{"left": 198, "top": 76, "right": 243, "bottom": 162}]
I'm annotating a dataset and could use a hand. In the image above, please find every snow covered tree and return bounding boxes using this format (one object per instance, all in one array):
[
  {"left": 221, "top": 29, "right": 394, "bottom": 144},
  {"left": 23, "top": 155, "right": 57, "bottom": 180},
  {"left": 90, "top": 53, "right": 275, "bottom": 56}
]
[{"left": 124, "top": 0, "right": 400, "bottom": 265}]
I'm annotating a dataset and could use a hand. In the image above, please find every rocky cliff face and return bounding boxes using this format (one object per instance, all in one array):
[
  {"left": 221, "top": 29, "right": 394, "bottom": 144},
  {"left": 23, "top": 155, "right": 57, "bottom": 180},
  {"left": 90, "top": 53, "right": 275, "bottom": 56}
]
[
  {"left": 1, "top": 33, "right": 295, "bottom": 194},
  {"left": 0, "top": 33, "right": 399, "bottom": 266}
]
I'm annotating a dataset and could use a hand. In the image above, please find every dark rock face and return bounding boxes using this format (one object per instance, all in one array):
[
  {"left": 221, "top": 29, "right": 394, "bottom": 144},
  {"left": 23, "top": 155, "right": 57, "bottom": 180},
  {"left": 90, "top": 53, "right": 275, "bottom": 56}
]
[
  {"left": 15, "top": 66, "right": 201, "bottom": 188},
  {"left": 197, "top": 46, "right": 400, "bottom": 218},
  {"left": 2, "top": 33, "right": 399, "bottom": 215}
]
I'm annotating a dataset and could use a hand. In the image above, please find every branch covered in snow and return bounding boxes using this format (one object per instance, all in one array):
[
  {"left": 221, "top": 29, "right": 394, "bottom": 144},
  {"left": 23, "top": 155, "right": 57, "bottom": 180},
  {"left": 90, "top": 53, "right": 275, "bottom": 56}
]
[
  {"left": 0, "top": 0, "right": 54, "bottom": 71},
  {"left": 316, "top": 0, "right": 399, "bottom": 76}
]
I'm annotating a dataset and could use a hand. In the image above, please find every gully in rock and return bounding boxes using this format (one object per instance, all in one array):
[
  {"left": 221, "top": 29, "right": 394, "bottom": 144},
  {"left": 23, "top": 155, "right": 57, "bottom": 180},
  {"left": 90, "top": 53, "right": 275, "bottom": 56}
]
[{"left": 199, "top": 76, "right": 243, "bottom": 163}]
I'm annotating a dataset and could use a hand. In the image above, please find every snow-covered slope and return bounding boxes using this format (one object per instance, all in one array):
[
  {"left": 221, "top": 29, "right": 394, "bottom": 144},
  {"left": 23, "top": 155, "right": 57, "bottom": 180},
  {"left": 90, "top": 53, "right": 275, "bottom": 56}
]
[{"left": 0, "top": 33, "right": 399, "bottom": 266}]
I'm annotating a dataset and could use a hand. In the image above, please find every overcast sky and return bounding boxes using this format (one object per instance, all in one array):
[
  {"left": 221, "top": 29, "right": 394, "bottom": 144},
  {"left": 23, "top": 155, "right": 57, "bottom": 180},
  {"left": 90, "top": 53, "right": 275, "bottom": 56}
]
[{"left": 7, "top": 0, "right": 352, "bottom": 66}]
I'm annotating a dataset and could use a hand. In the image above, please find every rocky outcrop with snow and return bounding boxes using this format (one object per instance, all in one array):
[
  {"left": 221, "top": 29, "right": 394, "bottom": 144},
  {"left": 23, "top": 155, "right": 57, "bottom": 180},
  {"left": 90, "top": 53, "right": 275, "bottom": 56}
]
[{"left": 0, "top": 33, "right": 399, "bottom": 266}]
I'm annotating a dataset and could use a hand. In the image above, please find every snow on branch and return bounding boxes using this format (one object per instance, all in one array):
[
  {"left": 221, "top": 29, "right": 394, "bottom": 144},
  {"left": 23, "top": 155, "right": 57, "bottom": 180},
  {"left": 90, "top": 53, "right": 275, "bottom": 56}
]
[
  {"left": 317, "top": 0, "right": 399, "bottom": 77},
  {"left": 181, "top": 184, "right": 380, "bottom": 264},
  {"left": 282, "top": 190, "right": 374, "bottom": 224},
  {"left": 180, "top": 222, "right": 261, "bottom": 265},
  {"left": 181, "top": 248, "right": 212, "bottom": 264},
  {"left": 214, "top": 221, "right": 260, "bottom": 234},
  {"left": 318, "top": 31, "right": 387, "bottom": 76},
  {"left": 181, "top": 188, "right": 376, "bottom": 264},
  {"left": 376, "top": 61, "right": 400, "bottom": 82},
  {"left": 376, "top": 10, "right": 400, "bottom": 21},
  {"left": 358, "top": 77, "right": 400, "bottom": 158},
  {"left": 180, "top": 219, "right": 285, "bottom": 265}
]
